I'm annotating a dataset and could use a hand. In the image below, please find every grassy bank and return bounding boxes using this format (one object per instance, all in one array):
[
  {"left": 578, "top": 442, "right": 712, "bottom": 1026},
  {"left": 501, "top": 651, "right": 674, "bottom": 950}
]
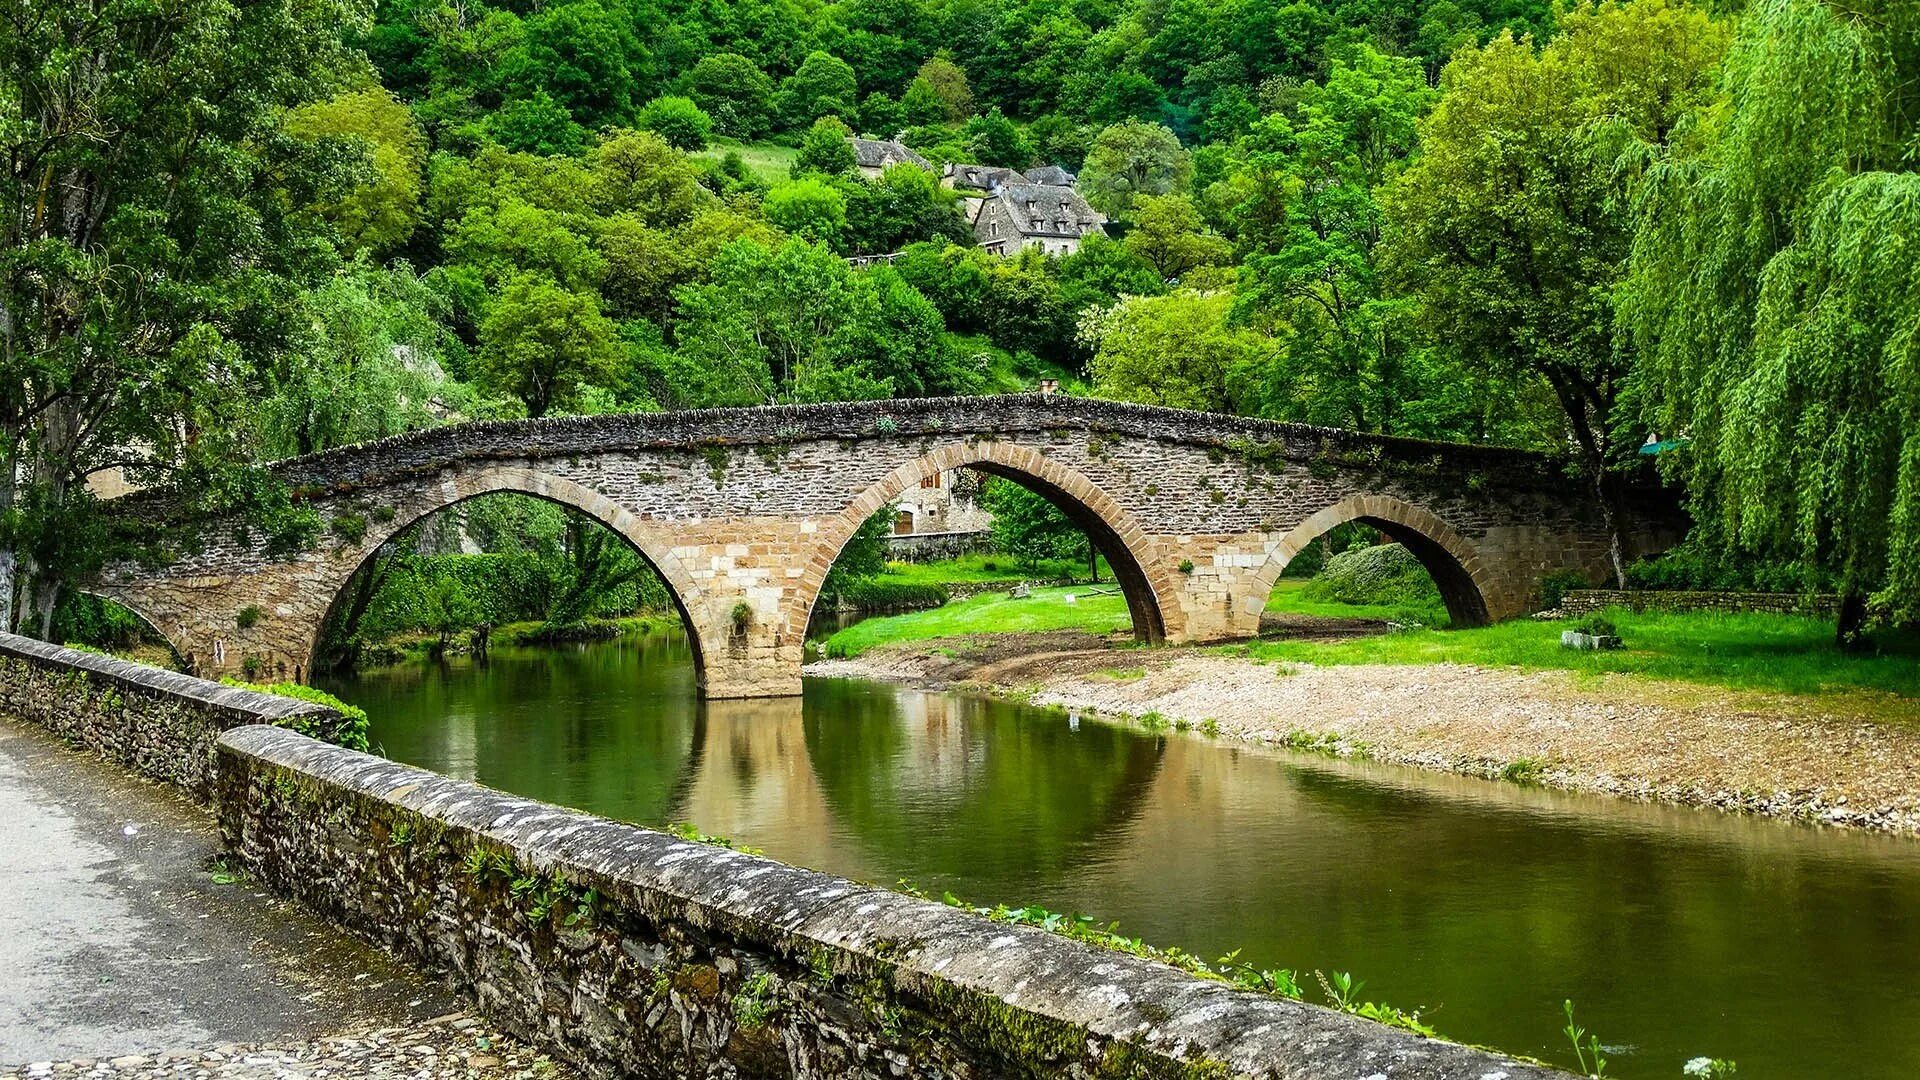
[
  {"left": 821, "top": 585, "right": 1131, "bottom": 657},
  {"left": 821, "top": 585, "right": 1920, "bottom": 702},
  {"left": 1243, "top": 610, "right": 1920, "bottom": 700}
]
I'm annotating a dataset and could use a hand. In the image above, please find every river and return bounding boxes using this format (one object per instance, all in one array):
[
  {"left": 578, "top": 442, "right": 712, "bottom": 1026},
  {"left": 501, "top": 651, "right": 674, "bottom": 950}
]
[{"left": 319, "top": 628, "right": 1920, "bottom": 1077}]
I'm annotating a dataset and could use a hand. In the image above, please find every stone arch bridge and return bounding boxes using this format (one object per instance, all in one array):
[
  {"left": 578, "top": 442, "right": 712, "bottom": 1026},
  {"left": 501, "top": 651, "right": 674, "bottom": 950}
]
[{"left": 92, "top": 396, "right": 1676, "bottom": 697}]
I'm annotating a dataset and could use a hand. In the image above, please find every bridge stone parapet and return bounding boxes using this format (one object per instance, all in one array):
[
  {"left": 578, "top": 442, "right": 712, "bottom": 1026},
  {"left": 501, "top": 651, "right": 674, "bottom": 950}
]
[
  {"left": 215, "top": 722, "right": 1572, "bottom": 1079},
  {"left": 93, "top": 395, "right": 1677, "bottom": 696}
]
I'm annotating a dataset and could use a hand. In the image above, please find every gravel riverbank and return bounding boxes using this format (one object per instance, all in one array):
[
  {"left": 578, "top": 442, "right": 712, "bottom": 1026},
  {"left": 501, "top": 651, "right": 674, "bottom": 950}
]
[{"left": 807, "top": 632, "right": 1920, "bottom": 834}]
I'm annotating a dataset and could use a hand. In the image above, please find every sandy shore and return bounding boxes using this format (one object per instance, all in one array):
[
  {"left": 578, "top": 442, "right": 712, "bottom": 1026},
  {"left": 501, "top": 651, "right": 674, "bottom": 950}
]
[{"left": 806, "top": 631, "right": 1920, "bottom": 835}]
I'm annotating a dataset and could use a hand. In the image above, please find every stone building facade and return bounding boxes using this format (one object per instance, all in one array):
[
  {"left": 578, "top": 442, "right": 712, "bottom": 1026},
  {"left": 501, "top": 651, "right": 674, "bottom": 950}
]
[{"left": 90, "top": 395, "right": 1679, "bottom": 698}]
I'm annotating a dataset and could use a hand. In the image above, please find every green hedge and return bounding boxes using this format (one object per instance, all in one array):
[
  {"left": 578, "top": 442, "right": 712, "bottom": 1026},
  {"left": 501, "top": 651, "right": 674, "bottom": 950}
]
[{"left": 826, "top": 579, "right": 951, "bottom": 611}]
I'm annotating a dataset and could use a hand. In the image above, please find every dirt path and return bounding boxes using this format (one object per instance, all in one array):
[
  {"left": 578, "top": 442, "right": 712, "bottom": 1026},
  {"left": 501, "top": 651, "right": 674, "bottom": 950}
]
[{"left": 807, "top": 632, "right": 1920, "bottom": 835}]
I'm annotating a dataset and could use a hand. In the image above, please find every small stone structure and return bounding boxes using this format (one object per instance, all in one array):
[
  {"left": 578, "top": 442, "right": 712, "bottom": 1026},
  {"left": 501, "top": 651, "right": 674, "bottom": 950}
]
[
  {"left": 215, "top": 723, "right": 1569, "bottom": 1080},
  {"left": 1555, "top": 589, "right": 1838, "bottom": 619},
  {"left": 0, "top": 631, "right": 350, "bottom": 798},
  {"left": 92, "top": 395, "right": 1681, "bottom": 698}
]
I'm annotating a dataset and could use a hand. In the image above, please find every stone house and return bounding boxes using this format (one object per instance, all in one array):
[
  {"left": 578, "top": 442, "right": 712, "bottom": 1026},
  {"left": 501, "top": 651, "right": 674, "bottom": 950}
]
[
  {"left": 891, "top": 467, "right": 992, "bottom": 536},
  {"left": 849, "top": 138, "right": 932, "bottom": 179},
  {"left": 941, "top": 162, "right": 1022, "bottom": 193},
  {"left": 1023, "top": 164, "right": 1076, "bottom": 187},
  {"left": 973, "top": 182, "right": 1107, "bottom": 257}
]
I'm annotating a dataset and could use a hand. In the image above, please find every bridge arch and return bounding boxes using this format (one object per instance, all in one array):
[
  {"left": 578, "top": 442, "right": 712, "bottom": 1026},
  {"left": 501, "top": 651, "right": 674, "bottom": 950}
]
[
  {"left": 789, "top": 441, "right": 1175, "bottom": 643},
  {"left": 1250, "top": 494, "right": 1494, "bottom": 628},
  {"left": 312, "top": 466, "right": 711, "bottom": 682}
]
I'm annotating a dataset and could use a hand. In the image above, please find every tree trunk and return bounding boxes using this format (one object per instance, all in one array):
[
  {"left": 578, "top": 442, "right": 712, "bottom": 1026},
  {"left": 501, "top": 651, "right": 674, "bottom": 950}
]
[
  {"left": 1087, "top": 535, "right": 1098, "bottom": 583},
  {"left": 1592, "top": 470, "right": 1629, "bottom": 589},
  {"left": 1836, "top": 591, "right": 1871, "bottom": 652}
]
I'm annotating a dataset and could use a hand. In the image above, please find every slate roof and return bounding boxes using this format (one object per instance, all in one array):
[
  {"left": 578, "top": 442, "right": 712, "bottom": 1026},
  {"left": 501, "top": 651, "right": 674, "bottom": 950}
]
[
  {"left": 849, "top": 138, "right": 932, "bottom": 171},
  {"left": 982, "top": 183, "right": 1106, "bottom": 240},
  {"left": 943, "top": 162, "right": 1023, "bottom": 191},
  {"left": 1023, "top": 164, "right": 1076, "bottom": 187}
]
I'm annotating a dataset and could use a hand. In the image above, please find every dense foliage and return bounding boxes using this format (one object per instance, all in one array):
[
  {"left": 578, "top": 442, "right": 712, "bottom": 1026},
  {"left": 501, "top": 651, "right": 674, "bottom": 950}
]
[{"left": 6, "top": 0, "right": 1916, "bottom": 644}]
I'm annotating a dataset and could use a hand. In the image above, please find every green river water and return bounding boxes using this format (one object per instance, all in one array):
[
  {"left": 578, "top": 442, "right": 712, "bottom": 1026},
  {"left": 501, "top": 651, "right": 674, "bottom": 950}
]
[{"left": 320, "top": 629, "right": 1920, "bottom": 1077}]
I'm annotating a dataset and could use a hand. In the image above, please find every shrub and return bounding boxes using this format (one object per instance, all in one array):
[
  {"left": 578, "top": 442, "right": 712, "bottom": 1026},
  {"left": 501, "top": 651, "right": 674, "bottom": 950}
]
[
  {"left": 826, "top": 579, "right": 949, "bottom": 611},
  {"left": 222, "top": 678, "right": 371, "bottom": 753},
  {"left": 1301, "top": 544, "right": 1441, "bottom": 609},
  {"left": 1570, "top": 613, "right": 1618, "bottom": 638},
  {"left": 1536, "top": 569, "right": 1590, "bottom": 611},
  {"left": 51, "top": 593, "right": 152, "bottom": 649},
  {"left": 1623, "top": 541, "right": 1836, "bottom": 594}
]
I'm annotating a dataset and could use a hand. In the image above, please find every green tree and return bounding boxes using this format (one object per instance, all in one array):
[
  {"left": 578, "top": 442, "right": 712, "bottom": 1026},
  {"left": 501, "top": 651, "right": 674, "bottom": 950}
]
[
  {"left": 1230, "top": 47, "right": 1438, "bottom": 434},
  {"left": 588, "top": 128, "right": 706, "bottom": 224},
  {"left": 901, "top": 78, "right": 951, "bottom": 126},
  {"left": 781, "top": 50, "right": 859, "bottom": 127},
  {"left": 981, "top": 478, "right": 1092, "bottom": 575},
  {"left": 1620, "top": 0, "right": 1920, "bottom": 642},
  {"left": 1122, "top": 194, "right": 1231, "bottom": 280},
  {"left": 259, "top": 262, "right": 452, "bottom": 457},
  {"left": 1382, "top": 0, "right": 1728, "bottom": 581},
  {"left": 964, "top": 107, "right": 1033, "bottom": 167},
  {"left": 1080, "top": 120, "right": 1191, "bottom": 216},
  {"left": 794, "top": 116, "right": 860, "bottom": 176},
  {"left": 501, "top": 0, "right": 648, "bottom": 129},
  {"left": 284, "top": 87, "right": 428, "bottom": 254},
  {"left": 0, "top": 0, "right": 355, "bottom": 634},
  {"left": 683, "top": 52, "right": 776, "bottom": 139},
  {"left": 914, "top": 55, "right": 975, "bottom": 121},
  {"left": 476, "top": 276, "right": 624, "bottom": 417},
  {"left": 485, "top": 91, "right": 587, "bottom": 156},
  {"left": 637, "top": 95, "right": 714, "bottom": 150},
  {"left": 765, "top": 178, "right": 850, "bottom": 245},
  {"left": 1082, "top": 292, "right": 1277, "bottom": 413},
  {"left": 842, "top": 166, "right": 970, "bottom": 254}
]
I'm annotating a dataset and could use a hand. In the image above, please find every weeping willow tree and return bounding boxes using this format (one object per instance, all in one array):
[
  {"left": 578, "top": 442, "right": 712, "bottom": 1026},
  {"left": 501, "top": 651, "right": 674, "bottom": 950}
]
[{"left": 1620, "top": 0, "right": 1920, "bottom": 645}]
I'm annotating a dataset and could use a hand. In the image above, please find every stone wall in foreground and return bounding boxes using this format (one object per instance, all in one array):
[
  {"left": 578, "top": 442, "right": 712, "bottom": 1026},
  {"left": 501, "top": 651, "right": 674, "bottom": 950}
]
[
  {"left": 1557, "top": 589, "right": 1838, "bottom": 619},
  {"left": 214, "top": 723, "right": 1566, "bottom": 1080},
  {"left": 0, "top": 631, "right": 348, "bottom": 799}
]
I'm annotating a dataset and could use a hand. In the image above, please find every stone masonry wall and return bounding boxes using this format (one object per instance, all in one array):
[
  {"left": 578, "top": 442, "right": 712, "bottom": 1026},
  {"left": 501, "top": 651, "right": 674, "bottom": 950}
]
[
  {"left": 97, "top": 395, "right": 1677, "bottom": 697},
  {"left": 215, "top": 724, "right": 1568, "bottom": 1080},
  {"left": 1557, "top": 589, "right": 1839, "bottom": 619},
  {"left": 0, "top": 631, "right": 348, "bottom": 800}
]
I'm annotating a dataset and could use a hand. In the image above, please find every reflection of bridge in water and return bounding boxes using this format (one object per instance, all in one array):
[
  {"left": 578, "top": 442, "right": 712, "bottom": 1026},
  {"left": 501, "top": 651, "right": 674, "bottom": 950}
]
[{"left": 97, "top": 395, "right": 1677, "bottom": 696}]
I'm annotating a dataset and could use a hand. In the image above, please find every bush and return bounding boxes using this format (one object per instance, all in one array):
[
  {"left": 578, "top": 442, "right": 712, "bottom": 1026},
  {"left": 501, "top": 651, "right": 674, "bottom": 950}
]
[
  {"left": 1300, "top": 544, "right": 1441, "bottom": 609},
  {"left": 1570, "top": 613, "right": 1619, "bottom": 638},
  {"left": 1537, "top": 569, "right": 1591, "bottom": 611},
  {"left": 1623, "top": 542, "right": 1835, "bottom": 593},
  {"left": 826, "top": 579, "right": 950, "bottom": 611},
  {"left": 221, "top": 679, "right": 371, "bottom": 753}
]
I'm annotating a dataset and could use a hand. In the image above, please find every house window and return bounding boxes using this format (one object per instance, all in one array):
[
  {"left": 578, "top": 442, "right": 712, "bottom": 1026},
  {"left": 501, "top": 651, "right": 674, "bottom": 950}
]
[
  {"left": 920, "top": 473, "right": 940, "bottom": 489},
  {"left": 894, "top": 511, "right": 916, "bottom": 535}
]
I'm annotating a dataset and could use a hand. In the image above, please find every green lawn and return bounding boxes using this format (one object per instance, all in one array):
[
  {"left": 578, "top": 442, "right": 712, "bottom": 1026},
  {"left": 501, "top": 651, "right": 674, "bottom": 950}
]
[
  {"left": 1244, "top": 609, "right": 1920, "bottom": 700},
  {"left": 1264, "top": 578, "right": 1448, "bottom": 626},
  {"left": 694, "top": 139, "right": 797, "bottom": 183},
  {"left": 821, "top": 585, "right": 1131, "bottom": 657},
  {"left": 822, "top": 578, "right": 1920, "bottom": 703}
]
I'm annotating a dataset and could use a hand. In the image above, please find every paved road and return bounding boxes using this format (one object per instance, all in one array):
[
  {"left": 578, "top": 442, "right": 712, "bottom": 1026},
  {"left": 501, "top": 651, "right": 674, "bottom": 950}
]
[{"left": 0, "top": 718, "right": 459, "bottom": 1067}]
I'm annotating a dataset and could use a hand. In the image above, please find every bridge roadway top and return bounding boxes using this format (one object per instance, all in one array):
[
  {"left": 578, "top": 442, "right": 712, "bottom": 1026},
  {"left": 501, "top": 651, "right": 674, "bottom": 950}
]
[{"left": 247, "top": 394, "right": 1560, "bottom": 497}]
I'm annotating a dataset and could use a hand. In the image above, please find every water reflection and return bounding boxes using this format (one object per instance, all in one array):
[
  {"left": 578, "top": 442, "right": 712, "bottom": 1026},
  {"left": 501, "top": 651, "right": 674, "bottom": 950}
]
[{"left": 325, "top": 632, "right": 1920, "bottom": 1077}]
